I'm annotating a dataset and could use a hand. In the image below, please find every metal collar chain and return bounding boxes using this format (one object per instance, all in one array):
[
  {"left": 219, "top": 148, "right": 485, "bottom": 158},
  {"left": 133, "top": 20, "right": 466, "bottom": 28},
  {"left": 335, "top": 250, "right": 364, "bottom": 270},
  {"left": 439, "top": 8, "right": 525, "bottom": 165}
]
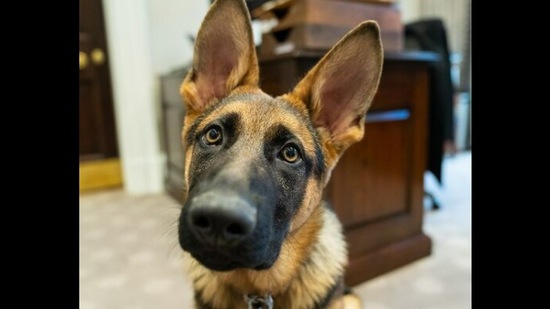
[{"left": 245, "top": 294, "right": 273, "bottom": 309}]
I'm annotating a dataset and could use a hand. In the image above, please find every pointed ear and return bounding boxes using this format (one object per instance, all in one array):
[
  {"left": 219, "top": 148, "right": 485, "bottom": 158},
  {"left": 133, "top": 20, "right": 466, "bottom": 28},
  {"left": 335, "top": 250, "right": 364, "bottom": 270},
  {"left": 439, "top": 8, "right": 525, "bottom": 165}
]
[
  {"left": 288, "top": 21, "right": 383, "bottom": 163},
  {"left": 180, "top": 0, "right": 259, "bottom": 115}
]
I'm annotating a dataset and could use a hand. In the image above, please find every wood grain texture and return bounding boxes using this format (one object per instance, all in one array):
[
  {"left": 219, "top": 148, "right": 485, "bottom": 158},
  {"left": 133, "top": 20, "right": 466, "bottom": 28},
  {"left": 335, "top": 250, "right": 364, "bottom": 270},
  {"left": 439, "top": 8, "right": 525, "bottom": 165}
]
[
  {"left": 79, "top": 0, "right": 119, "bottom": 162},
  {"left": 345, "top": 233, "right": 432, "bottom": 285},
  {"left": 80, "top": 158, "right": 123, "bottom": 191},
  {"left": 258, "top": 0, "right": 403, "bottom": 56}
]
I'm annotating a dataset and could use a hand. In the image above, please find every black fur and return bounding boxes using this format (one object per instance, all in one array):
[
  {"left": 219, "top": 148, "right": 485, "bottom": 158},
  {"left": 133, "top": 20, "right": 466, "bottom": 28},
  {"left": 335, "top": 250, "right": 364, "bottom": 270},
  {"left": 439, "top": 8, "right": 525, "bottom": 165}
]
[
  {"left": 313, "top": 276, "right": 344, "bottom": 309},
  {"left": 178, "top": 96, "right": 319, "bottom": 271}
]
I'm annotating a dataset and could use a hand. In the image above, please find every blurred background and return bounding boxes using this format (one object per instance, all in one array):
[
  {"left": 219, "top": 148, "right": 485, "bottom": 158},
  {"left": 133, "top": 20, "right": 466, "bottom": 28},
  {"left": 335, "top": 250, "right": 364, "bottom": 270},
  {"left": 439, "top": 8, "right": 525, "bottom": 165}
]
[{"left": 79, "top": 0, "right": 471, "bottom": 308}]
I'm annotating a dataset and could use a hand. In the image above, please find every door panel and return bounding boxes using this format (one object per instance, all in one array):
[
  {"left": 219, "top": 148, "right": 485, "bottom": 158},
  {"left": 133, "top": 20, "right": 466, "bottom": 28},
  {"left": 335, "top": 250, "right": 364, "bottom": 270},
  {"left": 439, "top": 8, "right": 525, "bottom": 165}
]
[
  {"left": 79, "top": 0, "right": 118, "bottom": 162},
  {"left": 79, "top": 0, "right": 122, "bottom": 191}
]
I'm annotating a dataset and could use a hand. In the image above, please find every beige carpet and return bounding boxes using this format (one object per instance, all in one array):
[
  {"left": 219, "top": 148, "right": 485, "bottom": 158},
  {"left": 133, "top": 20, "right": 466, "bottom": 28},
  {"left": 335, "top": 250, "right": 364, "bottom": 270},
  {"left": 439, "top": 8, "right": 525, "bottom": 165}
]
[{"left": 79, "top": 151, "right": 471, "bottom": 309}]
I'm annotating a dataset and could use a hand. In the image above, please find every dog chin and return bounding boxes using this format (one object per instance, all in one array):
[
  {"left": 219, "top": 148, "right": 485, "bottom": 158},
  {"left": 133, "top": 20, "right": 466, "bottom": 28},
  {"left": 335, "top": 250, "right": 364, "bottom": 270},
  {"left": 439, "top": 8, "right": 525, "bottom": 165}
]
[{"left": 190, "top": 250, "right": 279, "bottom": 272}]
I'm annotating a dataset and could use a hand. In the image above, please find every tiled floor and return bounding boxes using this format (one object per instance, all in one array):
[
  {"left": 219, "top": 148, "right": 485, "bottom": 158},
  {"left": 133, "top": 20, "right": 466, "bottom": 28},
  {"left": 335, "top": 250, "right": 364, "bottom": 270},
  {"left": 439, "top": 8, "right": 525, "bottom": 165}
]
[{"left": 79, "top": 151, "right": 471, "bottom": 309}]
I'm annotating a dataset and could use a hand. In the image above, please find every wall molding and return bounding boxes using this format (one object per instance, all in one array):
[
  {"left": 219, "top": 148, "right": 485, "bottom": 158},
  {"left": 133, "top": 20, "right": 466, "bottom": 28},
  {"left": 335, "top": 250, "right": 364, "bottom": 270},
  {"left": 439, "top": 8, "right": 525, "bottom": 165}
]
[{"left": 102, "top": 0, "right": 164, "bottom": 194}]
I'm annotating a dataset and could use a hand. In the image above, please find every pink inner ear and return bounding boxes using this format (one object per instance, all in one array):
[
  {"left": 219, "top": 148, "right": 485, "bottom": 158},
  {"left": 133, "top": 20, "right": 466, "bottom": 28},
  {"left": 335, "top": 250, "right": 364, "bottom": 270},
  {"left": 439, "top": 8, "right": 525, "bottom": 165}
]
[
  {"left": 316, "top": 62, "right": 366, "bottom": 136},
  {"left": 195, "top": 32, "right": 240, "bottom": 105}
]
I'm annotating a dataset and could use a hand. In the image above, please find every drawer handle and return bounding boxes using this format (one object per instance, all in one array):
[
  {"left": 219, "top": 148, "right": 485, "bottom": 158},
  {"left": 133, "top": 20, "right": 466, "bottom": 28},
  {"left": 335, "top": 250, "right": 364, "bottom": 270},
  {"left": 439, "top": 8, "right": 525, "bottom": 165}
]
[
  {"left": 79, "top": 51, "right": 88, "bottom": 70},
  {"left": 91, "top": 48, "right": 106, "bottom": 66},
  {"left": 366, "top": 109, "right": 410, "bottom": 123}
]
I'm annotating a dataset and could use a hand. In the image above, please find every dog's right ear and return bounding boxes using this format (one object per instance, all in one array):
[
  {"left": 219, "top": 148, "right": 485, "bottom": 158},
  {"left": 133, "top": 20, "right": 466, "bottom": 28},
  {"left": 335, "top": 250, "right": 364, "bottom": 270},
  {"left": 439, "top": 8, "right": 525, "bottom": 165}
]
[
  {"left": 180, "top": 0, "right": 259, "bottom": 116},
  {"left": 285, "top": 21, "right": 383, "bottom": 170}
]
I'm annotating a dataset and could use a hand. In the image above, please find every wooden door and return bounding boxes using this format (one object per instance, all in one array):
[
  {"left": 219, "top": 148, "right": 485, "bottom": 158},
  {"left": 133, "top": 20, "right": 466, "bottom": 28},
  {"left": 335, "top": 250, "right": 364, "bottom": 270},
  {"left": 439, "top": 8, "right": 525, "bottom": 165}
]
[{"left": 79, "top": 0, "right": 122, "bottom": 191}]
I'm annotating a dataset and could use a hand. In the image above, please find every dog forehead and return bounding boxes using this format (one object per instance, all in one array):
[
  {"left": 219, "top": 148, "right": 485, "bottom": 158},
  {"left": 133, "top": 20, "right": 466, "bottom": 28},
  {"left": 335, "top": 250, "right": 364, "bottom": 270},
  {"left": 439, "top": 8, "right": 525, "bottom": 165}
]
[
  {"left": 194, "top": 94, "right": 318, "bottom": 156},
  {"left": 206, "top": 95, "right": 309, "bottom": 136}
]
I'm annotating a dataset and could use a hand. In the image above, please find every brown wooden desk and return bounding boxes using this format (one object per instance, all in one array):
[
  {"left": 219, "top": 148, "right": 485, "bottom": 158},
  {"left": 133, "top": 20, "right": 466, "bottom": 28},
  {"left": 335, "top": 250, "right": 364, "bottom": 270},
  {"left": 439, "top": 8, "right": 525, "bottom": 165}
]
[
  {"left": 160, "top": 51, "right": 437, "bottom": 286},
  {"left": 259, "top": 51, "right": 437, "bottom": 285}
]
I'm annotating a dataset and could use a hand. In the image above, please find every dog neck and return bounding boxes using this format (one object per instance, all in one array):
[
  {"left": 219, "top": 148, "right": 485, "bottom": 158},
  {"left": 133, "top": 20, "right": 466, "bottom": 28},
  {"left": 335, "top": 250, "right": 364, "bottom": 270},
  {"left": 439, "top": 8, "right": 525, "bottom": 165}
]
[
  {"left": 245, "top": 294, "right": 273, "bottom": 309},
  {"left": 184, "top": 204, "right": 348, "bottom": 309}
]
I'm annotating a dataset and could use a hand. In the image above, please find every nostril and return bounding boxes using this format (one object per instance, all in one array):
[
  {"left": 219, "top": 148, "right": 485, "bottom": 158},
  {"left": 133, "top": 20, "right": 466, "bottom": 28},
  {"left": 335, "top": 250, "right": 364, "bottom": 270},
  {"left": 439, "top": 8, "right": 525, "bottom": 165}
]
[
  {"left": 193, "top": 215, "right": 211, "bottom": 230},
  {"left": 226, "top": 222, "right": 246, "bottom": 236},
  {"left": 187, "top": 195, "right": 257, "bottom": 246}
]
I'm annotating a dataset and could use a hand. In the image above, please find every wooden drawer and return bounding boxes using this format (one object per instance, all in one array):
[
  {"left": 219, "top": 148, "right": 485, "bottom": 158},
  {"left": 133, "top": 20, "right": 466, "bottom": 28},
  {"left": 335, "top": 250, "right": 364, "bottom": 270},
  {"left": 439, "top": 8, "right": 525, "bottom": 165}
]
[{"left": 257, "top": 0, "right": 403, "bottom": 56}]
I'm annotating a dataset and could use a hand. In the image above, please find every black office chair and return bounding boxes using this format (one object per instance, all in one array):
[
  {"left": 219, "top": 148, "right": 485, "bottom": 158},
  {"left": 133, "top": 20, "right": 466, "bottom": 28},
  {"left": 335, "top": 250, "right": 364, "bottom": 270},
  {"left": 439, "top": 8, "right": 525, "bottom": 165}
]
[{"left": 405, "top": 19, "right": 455, "bottom": 210}]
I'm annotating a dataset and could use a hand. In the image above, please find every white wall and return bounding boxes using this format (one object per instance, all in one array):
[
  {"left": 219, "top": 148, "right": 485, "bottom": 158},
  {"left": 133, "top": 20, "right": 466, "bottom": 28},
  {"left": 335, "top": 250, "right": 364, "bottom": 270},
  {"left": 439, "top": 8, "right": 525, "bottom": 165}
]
[
  {"left": 147, "top": 0, "right": 209, "bottom": 75},
  {"left": 147, "top": 1, "right": 210, "bottom": 185},
  {"left": 103, "top": 0, "right": 160, "bottom": 194},
  {"left": 103, "top": 0, "right": 209, "bottom": 194},
  {"left": 399, "top": 0, "right": 421, "bottom": 23},
  {"left": 398, "top": 0, "right": 470, "bottom": 53},
  {"left": 418, "top": 0, "right": 469, "bottom": 53}
]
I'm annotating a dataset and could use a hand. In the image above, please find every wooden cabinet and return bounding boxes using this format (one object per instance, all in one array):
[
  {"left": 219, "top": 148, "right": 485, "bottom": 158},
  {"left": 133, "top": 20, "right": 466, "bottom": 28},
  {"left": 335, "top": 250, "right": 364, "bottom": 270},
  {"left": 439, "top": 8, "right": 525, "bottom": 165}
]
[
  {"left": 160, "top": 51, "right": 436, "bottom": 286},
  {"left": 260, "top": 51, "right": 435, "bottom": 285}
]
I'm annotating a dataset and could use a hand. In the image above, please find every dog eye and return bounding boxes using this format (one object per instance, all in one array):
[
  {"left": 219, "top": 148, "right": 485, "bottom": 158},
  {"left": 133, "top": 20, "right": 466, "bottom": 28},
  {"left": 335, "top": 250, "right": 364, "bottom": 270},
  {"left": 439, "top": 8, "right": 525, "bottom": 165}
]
[
  {"left": 279, "top": 145, "right": 301, "bottom": 163},
  {"left": 202, "top": 127, "right": 222, "bottom": 145}
]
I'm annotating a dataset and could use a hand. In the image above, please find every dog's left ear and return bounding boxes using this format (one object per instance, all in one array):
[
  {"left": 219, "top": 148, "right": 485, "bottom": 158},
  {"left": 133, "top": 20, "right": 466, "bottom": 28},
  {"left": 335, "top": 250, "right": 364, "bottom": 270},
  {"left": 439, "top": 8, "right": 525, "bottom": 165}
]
[
  {"left": 181, "top": 0, "right": 259, "bottom": 116},
  {"left": 287, "top": 21, "right": 383, "bottom": 166}
]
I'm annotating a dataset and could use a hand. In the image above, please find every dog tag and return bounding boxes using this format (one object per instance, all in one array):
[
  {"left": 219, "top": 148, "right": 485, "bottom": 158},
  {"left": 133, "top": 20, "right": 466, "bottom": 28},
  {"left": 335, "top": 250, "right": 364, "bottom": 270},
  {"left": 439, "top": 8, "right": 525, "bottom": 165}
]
[{"left": 245, "top": 294, "right": 273, "bottom": 309}]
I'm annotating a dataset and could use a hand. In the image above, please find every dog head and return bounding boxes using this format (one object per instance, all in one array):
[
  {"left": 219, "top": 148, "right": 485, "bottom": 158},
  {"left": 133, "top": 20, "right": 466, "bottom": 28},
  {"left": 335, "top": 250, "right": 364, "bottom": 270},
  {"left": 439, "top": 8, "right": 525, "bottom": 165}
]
[{"left": 178, "top": 0, "right": 383, "bottom": 272}]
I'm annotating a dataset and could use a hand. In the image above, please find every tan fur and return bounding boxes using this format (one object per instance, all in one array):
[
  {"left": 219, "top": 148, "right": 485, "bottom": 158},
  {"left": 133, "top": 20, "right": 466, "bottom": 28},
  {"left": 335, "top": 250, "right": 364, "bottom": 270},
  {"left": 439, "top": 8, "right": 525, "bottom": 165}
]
[
  {"left": 182, "top": 97, "right": 323, "bottom": 234},
  {"left": 289, "top": 177, "right": 323, "bottom": 232},
  {"left": 193, "top": 98, "right": 317, "bottom": 157},
  {"left": 283, "top": 21, "right": 383, "bottom": 179},
  {"left": 184, "top": 205, "right": 347, "bottom": 309},
  {"left": 180, "top": 0, "right": 259, "bottom": 115},
  {"left": 180, "top": 98, "right": 333, "bottom": 307},
  {"left": 178, "top": 1, "right": 381, "bottom": 308},
  {"left": 341, "top": 294, "right": 362, "bottom": 309}
]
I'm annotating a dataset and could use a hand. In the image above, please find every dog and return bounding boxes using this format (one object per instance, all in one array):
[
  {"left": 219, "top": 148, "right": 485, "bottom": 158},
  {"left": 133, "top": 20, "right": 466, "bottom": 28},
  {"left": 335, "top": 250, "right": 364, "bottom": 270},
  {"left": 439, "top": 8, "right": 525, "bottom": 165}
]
[{"left": 177, "top": 0, "right": 383, "bottom": 308}]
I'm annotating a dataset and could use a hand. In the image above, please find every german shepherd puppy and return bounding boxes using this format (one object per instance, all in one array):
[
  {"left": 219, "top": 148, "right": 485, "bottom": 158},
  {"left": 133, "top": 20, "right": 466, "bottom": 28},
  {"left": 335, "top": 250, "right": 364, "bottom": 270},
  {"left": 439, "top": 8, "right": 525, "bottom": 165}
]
[{"left": 177, "top": 0, "right": 382, "bottom": 308}]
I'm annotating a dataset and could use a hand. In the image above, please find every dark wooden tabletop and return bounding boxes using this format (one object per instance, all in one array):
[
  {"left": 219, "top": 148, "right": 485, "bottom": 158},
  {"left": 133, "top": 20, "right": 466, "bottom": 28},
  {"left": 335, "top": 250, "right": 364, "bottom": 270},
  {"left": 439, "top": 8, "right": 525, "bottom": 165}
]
[{"left": 259, "top": 49, "right": 440, "bottom": 63}]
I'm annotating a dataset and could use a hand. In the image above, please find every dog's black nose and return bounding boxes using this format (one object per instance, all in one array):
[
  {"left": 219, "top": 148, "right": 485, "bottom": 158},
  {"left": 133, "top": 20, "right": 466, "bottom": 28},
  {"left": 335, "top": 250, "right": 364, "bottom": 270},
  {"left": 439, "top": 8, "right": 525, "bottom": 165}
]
[{"left": 187, "top": 192, "right": 257, "bottom": 247}]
